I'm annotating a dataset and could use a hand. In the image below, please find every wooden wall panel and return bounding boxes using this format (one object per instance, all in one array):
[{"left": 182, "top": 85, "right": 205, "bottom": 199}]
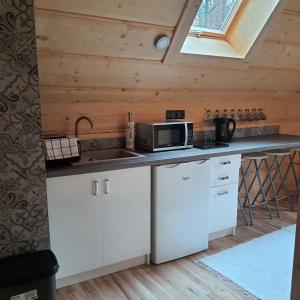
[
  {"left": 250, "top": 42, "right": 300, "bottom": 70},
  {"left": 286, "top": 0, "right": 300, "bottom": 12},
  {"left": 35, "top": 9, "right": 173, "bottom": 60},
  {"left": 34, "top": 0, "right": 186, "bottom": 27},
  {"left": 37, "top": 53, "right": 300, "bottom": 91},
  {"left": 267, "top": 12, "right": 300, "bottom": 44},
  {"left": 40, "top": 88, "right": 300, "bottom": 138}
]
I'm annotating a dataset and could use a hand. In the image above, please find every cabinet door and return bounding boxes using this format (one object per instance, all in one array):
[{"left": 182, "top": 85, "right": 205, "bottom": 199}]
[
  {"left": 101, "top": 167, "right": 151, "bottom": 266},
  {"left": 152, "top": 160, "right": 210, "bottom": 263},
  {"left": 47, "top": 173, "right": 102, "bottom": 278},
  {"left": 208, "top": 184, "right": 238, "bottom": 234}
]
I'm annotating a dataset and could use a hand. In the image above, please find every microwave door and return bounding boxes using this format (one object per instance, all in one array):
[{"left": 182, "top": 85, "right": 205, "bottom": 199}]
[{"left": 154, "top": 124, "right": 186, "bottom": 149}]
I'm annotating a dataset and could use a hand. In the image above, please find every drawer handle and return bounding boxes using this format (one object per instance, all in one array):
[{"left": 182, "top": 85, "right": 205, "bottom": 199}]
[
  {"left": 217, "top": 191, "right": 229, "bottom": 196},
  {"left": 182, "top": 176, "right": 190, "bottom": 181},
  {"left": 195, "top": 159, "right": 209, "bottom": 165},
  {"left": 220, "top": 161, "right": 231, "bottom": 165},
  {"left": 218, "top": 176, "right": 229, "bottom": 180}
]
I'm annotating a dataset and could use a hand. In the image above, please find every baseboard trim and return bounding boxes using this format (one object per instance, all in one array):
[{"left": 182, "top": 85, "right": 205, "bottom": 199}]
[
  {"left": 56, "top": 255, "right": 147, "bottom": 288},
  {"left": 209, "top": 227, "right": 235, "bottom": 241}
]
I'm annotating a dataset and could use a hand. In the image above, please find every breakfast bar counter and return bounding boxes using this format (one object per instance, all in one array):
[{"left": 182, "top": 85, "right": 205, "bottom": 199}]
[{"left": 46, "top": 134, "right": 300, "bottom": 178}]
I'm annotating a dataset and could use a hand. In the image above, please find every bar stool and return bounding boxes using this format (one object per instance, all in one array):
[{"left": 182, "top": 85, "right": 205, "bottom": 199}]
[
  {"left": 239, "top": 152, "right": 274, "bottom": 225},
  {"left": 262, "top": 149, "right": 295, "bottom": 212}
]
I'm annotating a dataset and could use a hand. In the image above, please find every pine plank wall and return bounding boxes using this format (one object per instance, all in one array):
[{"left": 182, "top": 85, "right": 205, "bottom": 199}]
[{"left": 34, "top": 0, "right": 300, "bottom": 139}]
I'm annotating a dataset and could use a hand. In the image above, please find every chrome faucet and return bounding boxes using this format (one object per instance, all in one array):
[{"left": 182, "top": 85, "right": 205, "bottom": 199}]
[{"left": 75, "top": 116, "right": 94, "bottom": 138}]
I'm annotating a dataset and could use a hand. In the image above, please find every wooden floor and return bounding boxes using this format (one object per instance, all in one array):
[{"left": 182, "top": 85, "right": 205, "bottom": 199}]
[{"left": 57, "top": 202, "right": 297, "bottom": 300}]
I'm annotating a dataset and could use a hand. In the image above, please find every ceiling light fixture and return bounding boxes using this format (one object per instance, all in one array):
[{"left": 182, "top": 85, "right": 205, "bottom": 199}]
[{"left": 154, "top": 35, "right": 170, "bottom": 50}]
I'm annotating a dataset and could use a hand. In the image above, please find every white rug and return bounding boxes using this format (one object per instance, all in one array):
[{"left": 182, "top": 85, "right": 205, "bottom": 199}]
[{"left": 198, "top": 225, "right": 296, "bottom": 300}]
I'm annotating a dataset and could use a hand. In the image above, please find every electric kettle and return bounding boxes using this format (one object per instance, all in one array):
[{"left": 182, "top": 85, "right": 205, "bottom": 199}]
[{"left": 214, "top": 117, "right": 236, "bottom": 142}]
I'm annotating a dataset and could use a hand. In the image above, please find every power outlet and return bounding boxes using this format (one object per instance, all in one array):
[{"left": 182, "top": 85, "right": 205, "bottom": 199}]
[{"left": 166, "top": 110, "right": 185, "bottom": 120}]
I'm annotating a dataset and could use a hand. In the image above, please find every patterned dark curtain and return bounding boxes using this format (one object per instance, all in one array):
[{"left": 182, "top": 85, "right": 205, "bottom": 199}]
[{"left": 0, "top": 0, "right": 49, "bottom": 258}]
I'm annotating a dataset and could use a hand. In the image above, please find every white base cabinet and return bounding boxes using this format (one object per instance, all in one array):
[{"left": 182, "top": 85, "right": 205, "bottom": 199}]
[
  {"left": 102, "top": 167, "right": 151, "bottom": 266},
  {"left": 152, "top": 160, "right": 210, "bottom": 264},
  {"left": 208, "top": 155, "right": 241, "bottom": 238},
  {"left": 47, "top": 166, "right": 151, "bottom": 279},
  {"left": 208, "top": 184, "right": 239, "bottom": 234},
  {"left": 47, "top": 172, "right": 102, "bottom": 279}
]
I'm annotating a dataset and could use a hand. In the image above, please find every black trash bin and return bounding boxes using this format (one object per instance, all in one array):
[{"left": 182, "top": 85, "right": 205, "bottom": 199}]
[{"left": 0, "top": 250, "right": 59, "bottom": 300}]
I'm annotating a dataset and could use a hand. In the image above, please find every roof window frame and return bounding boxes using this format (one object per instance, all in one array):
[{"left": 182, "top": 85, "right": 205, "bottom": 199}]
[{"left": 189, "top": 0, "right": 247, "bottom": 39}]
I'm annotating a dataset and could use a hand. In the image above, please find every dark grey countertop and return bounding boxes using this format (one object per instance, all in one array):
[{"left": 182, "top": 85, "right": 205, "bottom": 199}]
[{"left": 46, "top": 134, "right": 300, "bottom": 178}]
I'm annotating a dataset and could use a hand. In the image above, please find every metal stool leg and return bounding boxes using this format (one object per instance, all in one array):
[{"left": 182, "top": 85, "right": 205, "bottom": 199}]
[
  {"left": 238, "top": 195, "right": 250, "bottom": 226},
  {"left": 252, "top": 157, "right": 273, "bottom": 203},
  {"left": 287, "top": 152, "right": 298, "bottom": 187},
  {"left": 292, "top": 150, "right": 300, "bottom": 206},
  {"left": 278, "top": 151, "right": 299, "bottom": 210},
  {"left": 264, "top": 149, "right": 297, "bottom": 213},
  {"left": 239, "top": 162, "right": 251, "bottom": 226},
  {"left": 275, "top": 157, "right": 293, "bottom": 209},
  {"left": 246, "top": 160, "right": 262, "bottom": 200},
  {"left": 264, "top": 158, "right": 280, "bottom": 218},
  {"left": 253, "top": 159, "right": 273, "bottom": 219},
  {"left": 294, "top": 180, "right": 300, "bottom": 206},
  {"left": 289, "top": 152, "right": 299, "bottom": 209},
  {"left": 241, "top": 152, "right": 277, "bottom": 223},
  {"left": 243, "top": 160, "right": 255, "bottom": 225},
  {"left": 276, "top": 151, "right": 297, "bottom": 187},
  {"left": 240, "top": 160, "right": 253, "bottom": 210},
  {"left": 253, "top": 156, "right": 277, "bottom": 205}
]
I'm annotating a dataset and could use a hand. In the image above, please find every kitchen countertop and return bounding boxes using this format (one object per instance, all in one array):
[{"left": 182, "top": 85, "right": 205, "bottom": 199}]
[{"left": 46, "top": 134, "right": 300, "bottom": 178}]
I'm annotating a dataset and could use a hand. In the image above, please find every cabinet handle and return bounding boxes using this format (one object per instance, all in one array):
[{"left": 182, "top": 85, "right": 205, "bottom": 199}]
[
  {"left": 195, "top": 159, "right": 209, "bottom": 165},
  {"left": 164, "top": 163, "right": 180, "bottom": 168},
  {"left": 220, "top": 161, "right": 231, "bottom": 165},
  {"left": 217, "top": 191, "right": 229, "bottom": 196},
  {"left": 218, "top": 176, "right": 229, "bottom": 180},
  {"left": 104, "top": 179, "right": 111, "bottom": 194},
  {"left": 182, "top": 176, "right": 190, "bottom": 181},
  {"left": 93, "top": 180, "right": 100, "bottom": 196}
]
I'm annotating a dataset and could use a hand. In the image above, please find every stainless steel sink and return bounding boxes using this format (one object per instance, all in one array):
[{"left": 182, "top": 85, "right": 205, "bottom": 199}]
[{"left": 72, "top": 149, "right": 145, "bottom": 165}]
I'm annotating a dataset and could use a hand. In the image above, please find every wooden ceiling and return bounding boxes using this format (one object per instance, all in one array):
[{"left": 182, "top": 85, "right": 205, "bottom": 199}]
[{"left": 35, "top": 0, "right": 300, "bottom": 92}]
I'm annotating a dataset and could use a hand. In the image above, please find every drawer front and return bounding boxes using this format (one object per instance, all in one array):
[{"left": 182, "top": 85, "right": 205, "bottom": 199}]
[
  {"left": 210, "top": 154, "right": 241, "bottom": 187},
  {"left": 208, "top": 184, "right": 238, "bottom": 234}
]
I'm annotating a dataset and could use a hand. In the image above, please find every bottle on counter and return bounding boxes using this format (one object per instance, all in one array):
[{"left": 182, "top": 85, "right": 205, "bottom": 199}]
[{"left": 126, "top": 112, "right": 135, "bottom": 151}]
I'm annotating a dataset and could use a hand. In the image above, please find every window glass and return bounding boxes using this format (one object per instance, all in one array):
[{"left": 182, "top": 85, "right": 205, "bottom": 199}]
[{"left": 192, "top": 0, "right": 238, "bottom": 31}]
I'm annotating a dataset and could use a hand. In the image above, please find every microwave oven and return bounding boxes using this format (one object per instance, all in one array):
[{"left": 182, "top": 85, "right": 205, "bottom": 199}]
[{"left": 136, "top": 122, "right": 193, "bottom": 152}]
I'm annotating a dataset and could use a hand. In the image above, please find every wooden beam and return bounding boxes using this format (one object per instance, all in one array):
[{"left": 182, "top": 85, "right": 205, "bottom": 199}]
[{"left": 163, "top": 0, "right": 201, "bottom": 64}]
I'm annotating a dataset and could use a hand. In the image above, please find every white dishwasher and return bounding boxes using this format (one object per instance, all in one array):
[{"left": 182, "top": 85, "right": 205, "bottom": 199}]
[{"left": 152, "top": 159, "right": 210, "bottom": 264}]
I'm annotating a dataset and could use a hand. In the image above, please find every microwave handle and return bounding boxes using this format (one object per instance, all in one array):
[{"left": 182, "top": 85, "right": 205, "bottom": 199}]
[{"left": 184, "top": 123, "right": 188, "bottom": 147}]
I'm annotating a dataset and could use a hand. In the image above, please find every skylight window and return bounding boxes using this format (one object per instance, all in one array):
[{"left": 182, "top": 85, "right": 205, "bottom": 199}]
[
  {"left": 179, "top": 0, "right": 280, "bottom": 59},
  {"left": 190, "top": 0, "right": 244, "bottom": 36}
]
